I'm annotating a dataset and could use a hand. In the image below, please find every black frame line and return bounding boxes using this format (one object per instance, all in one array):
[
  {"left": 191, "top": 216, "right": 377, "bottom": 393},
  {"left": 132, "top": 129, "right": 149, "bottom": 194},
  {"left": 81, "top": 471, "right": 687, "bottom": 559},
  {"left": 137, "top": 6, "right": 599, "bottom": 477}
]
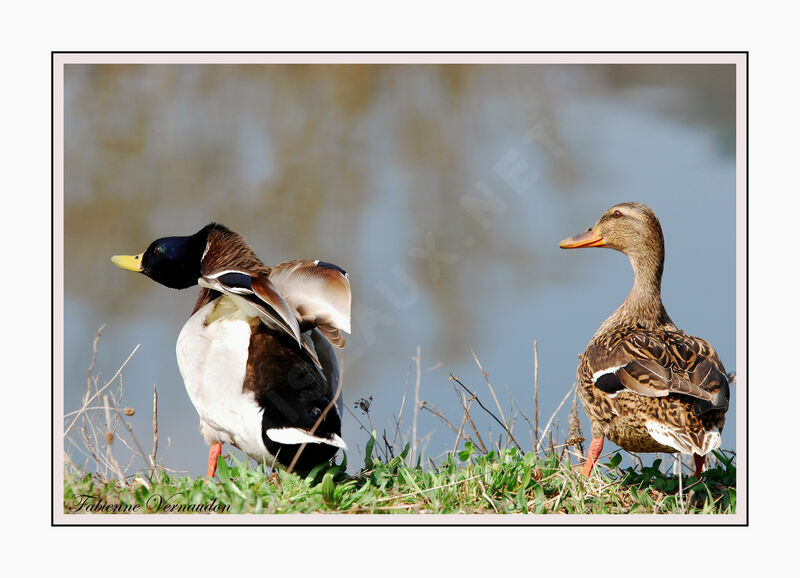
[{"left": 52, "top": 50, "right": 748, "bottom": 527}]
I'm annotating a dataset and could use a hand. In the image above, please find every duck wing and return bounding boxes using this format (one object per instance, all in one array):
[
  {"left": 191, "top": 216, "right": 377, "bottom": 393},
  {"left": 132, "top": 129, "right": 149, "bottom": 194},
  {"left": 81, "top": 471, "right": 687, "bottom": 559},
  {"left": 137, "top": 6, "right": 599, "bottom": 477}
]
[
  {"left": 199, "top": 269, "right": 303, "bottom": 347},
  {"left": 269, "top": 260, "right": 352, "bottom": 348},
  {"left": 587, "top": 330, "right": 730, "bottom": 416}
]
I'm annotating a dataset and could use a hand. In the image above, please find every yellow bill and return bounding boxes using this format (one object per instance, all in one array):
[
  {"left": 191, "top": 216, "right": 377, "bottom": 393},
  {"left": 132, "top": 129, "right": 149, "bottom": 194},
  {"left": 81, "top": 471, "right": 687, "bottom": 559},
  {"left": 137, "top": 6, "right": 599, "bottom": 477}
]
[{"left": 111, "top": 253, "right": 144, "bottom": 272}]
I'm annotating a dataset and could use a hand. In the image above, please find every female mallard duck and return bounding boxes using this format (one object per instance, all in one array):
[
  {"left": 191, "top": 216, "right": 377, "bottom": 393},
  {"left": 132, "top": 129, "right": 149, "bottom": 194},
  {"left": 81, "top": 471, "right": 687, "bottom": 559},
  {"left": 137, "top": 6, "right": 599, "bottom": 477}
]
[
  {"left": 560, "top": 203, "right": 730, "bottom": 477},
  {"left": 112, "top": 223, "right": 351, "bottom": 478}
]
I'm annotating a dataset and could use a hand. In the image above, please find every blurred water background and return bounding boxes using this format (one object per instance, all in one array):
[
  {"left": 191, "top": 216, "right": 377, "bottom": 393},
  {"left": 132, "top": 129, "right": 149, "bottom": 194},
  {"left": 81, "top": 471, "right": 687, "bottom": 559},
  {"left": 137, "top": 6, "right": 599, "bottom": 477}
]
[{"left": 63, "top": 63, "right": 737, "bottom": 477}]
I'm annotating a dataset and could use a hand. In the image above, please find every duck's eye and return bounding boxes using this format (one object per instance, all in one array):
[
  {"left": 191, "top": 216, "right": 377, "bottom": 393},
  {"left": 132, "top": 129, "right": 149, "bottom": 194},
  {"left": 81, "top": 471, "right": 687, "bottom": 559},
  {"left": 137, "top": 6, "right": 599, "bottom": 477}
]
[
  {"left": 154, "top": 245, "right": 164, "bottom": 255},
  {"left": 309, "top": 407, "right": 322, "bottom": 419},
  {"left": 612, "top": 210, "right": 622, "bottom": 219}
]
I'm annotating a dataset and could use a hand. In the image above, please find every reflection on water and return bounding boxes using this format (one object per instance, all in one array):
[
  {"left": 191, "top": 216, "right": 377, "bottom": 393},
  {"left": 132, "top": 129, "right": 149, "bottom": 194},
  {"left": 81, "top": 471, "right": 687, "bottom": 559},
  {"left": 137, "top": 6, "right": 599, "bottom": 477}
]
[{"left": 64, "top": 64, "right": 737, "bottom": 476}]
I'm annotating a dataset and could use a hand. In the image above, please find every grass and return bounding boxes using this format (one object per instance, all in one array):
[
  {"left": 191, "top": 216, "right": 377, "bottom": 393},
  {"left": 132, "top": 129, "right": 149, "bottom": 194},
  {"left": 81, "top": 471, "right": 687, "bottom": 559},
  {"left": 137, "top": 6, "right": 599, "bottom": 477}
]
[
  {"left": 64, "top": 435, "right": 736, "bottom": 515},
  {"left": 63, "top": 331, "right": 736, "bottom": 516}
]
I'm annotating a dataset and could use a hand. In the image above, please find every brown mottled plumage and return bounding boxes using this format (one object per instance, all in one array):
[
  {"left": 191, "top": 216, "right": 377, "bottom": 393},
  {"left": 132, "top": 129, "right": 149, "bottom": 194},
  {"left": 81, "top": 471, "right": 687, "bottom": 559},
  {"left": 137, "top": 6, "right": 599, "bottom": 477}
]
[{"left": 560, "top": 203, "right": 730, "bottom": 476}]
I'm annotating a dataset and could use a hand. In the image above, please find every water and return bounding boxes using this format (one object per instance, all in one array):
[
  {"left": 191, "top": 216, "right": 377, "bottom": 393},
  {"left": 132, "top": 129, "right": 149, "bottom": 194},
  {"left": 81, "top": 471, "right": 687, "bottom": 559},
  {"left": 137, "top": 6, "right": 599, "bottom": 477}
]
[{"left": 63, "top": 64, "right": 737, "bottom": 477}]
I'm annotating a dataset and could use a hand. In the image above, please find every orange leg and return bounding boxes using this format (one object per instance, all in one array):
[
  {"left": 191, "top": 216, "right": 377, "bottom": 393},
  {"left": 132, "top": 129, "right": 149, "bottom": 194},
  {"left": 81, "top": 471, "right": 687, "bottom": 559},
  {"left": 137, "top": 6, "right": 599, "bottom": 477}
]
[
  {"left": 206, "top": 442, "right": 222, "bottom": 479},
  {"left": 582, "top": 437, "right": 605, "bottom": 477},
  {"left": 693, "top": 453, "right": 705, "bottom": 477}
]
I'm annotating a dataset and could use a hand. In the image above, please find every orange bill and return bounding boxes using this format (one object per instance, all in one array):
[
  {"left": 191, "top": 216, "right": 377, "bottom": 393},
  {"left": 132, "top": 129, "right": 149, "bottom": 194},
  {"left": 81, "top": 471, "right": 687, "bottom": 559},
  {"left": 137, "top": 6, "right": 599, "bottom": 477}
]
[{"left": 559, "top": 229, "right": 605, "bottom": 249}]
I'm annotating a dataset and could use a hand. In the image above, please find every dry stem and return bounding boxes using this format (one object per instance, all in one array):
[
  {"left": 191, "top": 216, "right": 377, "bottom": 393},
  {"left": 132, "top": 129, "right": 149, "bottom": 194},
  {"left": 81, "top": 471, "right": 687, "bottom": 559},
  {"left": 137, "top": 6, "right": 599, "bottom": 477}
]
[
  {"left": 411, "top": 345, "right": 422, "bottom": 465},
  {"left": 450, "top": 373, "right": 522, "bottom": 451},
  {"left": 536, "top": 383, "right": 575, "bottom": 453},
  {"left": 533, "top": 340, "right": 539, "bottom": 452}
]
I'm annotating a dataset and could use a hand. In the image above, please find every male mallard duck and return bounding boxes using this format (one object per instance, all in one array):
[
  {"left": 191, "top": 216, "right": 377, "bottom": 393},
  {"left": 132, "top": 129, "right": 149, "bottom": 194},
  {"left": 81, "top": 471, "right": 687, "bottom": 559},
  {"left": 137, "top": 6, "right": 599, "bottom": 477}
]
[
  {"left": 112, "top": 223, "right": 351, "bottom": 477},
  {"left": 559, "top": 203, "right": 730, "bottom": 477}
]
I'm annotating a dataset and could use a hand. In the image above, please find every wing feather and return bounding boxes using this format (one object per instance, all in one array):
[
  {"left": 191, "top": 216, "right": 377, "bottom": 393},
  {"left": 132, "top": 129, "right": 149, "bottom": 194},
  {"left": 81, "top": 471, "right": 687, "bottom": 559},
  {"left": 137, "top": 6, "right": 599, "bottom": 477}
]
[
  {"left": 587, "top": 330, "right": 729, "bottom": 414},
  {"left": 269, "top": 259, "right": 352, "bottom": 347},
  {"left": 199, "top": 270, "right": 302, "bottom": 346}
]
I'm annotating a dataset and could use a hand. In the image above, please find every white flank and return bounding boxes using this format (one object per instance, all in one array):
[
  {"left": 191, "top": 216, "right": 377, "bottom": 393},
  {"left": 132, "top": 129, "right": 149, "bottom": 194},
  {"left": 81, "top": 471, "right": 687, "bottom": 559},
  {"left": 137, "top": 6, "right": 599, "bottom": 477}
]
[
  {"left": 644, "top": 420, "right": 687, "bottom": 453},
  {"left": 698, "top": 426, "right": 722, "bottom": 456},
  {"left": 176, "top": 300, "right": 272, "bottom": 462},
  {"left": 266, "top": 428, "right": 348, "bottom": 449},
  {"left": 644, "top": 421, "right": 721, "bottom": 456}
]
